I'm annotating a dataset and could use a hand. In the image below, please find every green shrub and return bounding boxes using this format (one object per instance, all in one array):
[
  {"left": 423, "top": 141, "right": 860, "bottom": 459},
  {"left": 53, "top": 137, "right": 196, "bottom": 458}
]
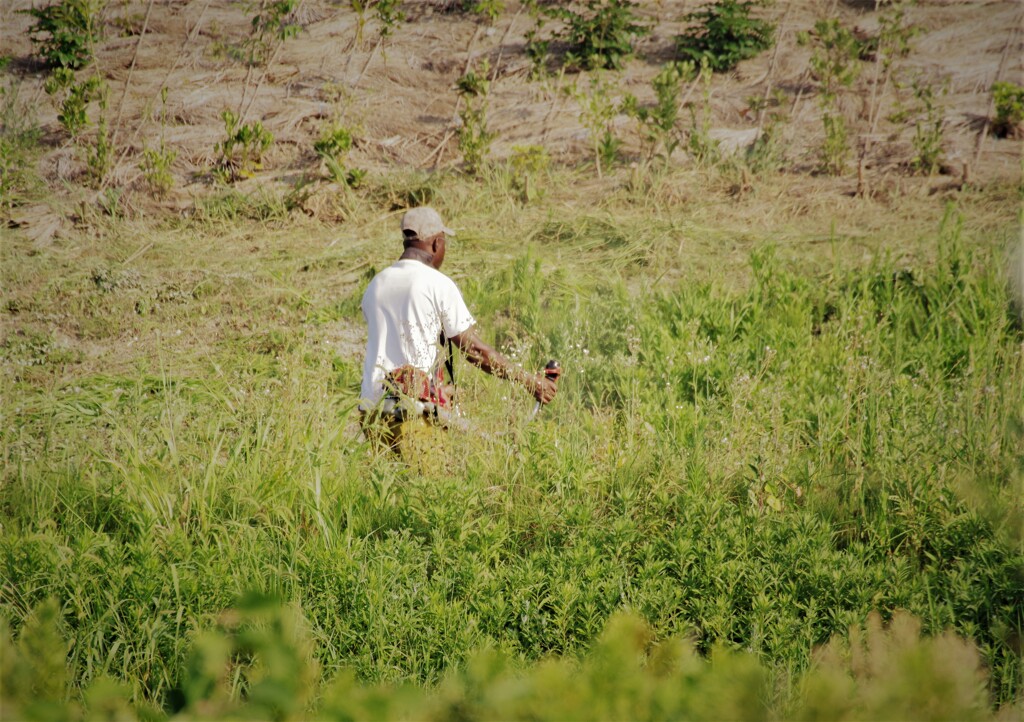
[
  {"left": 800, "top": 18, "right": 861, "bottom": 175},
  {"left": 44, "top": 68, "right": 103, "bottom": 138},
  {"left": 0, "top": 602, "right": 1008, "bottom": 721},
  {"left": 687, "top": 58, "right": 719, "bottom": 165},
  {"left": 992, "top": 81, "right": 1024, "bottom": 139},
  {"left": 908, "top": 77, "right": 946, "bottom": 175},
  {"left": 623, "top": 61, "right": 695, "bottom": 162},
  {"left": 457, "top": 60, "right": 494, "bottom": 174},
  {"left": 570, "top": 73, "right": 623, "bottom": 177},
  {"left": 40, "top": 67, "right": 112, "bottom": 184},
  {"left": 507, "top": 144, "right": 550, "bottom": 203},
  {"left": 741, "top": 90, "right": 787, "bottom": 173},
  {"left": 20, "top": 0, "right": 104, "bottom": 70},
  {"left": 350, "top": 0, "right": 404, "bottom": 45},
  {"left": 473, "top": 0, "right": 505, "bottom": 23},
  {"left": 85, "top": 100, "right": 111, "bottom": 185},
  {"left": 314, "top": 124, "right": 364, "bottom": 186},
  {"left": 246, "top": 0, "right": 300, "bottom": 65},
  {"left": 440, "top": 0, "right": 504, "bottom": 22},
  {"left": 138, "top": 87, "right": 176, "bottom": 196},
  {"left": 675, "top": 0, "right": 774, "bottom": 73},
  {"left": 214, "top": 109, "right": 273, "bottom": 181},
  {"left": 538, "top": 0, "right": 650, "bottom": 72},
  {"left": 374, "top": 0, "right": 405, "bottom": 40},
  {"left": 139, "top": 143, "right": 177, "bottom": 197}
]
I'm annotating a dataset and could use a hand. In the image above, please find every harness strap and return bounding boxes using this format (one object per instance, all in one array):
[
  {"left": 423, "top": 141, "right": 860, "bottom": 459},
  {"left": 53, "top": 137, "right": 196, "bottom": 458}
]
[{"left": 442, "top": 333, "right": 455, "bottom": 389}]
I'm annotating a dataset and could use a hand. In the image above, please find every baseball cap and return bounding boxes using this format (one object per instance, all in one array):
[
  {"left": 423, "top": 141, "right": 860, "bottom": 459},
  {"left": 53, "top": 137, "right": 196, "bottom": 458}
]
[{"left": 400, "top": 206, "right": 455, "bottom": 240}]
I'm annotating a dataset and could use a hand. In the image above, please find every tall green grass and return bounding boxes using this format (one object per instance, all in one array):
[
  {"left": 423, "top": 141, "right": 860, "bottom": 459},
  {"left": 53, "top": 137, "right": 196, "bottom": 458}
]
[{"left": 1, "top": 187, "right": 1022, "bottom": 719}]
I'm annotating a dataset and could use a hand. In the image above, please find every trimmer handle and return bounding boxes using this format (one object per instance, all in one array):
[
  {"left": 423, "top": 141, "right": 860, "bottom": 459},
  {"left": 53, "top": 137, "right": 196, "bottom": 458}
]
[{"left": 543, "top": 359, "right": 561, "bottom": 382}]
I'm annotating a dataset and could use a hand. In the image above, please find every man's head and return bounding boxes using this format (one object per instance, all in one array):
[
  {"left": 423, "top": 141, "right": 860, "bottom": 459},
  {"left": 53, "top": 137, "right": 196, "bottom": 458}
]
[{"left": 400, "top": 207, "right": 454, "bottom": 269}]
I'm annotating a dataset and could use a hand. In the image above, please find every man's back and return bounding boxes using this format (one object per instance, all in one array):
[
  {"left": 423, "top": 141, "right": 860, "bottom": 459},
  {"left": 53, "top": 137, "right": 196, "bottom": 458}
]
[{"left": 360, "top": 259, "right": 475, "bottom": 406}]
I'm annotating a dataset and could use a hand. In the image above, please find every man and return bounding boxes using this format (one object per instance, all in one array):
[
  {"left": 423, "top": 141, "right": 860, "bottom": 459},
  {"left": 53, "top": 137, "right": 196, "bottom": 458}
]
[{"left": 359, "top": 206, "right": 557, "bottom": 452}]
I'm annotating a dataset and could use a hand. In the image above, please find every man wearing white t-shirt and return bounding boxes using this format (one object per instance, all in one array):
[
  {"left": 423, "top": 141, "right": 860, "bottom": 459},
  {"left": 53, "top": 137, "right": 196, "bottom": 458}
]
[{"left": 360, "top": 206, "right": 557, "bottom": 449}]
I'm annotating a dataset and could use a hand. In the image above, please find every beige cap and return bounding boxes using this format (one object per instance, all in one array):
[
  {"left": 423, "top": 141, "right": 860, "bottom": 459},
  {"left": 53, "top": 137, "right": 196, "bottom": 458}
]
[{"left": 400, "top": 206, "right": 455, "bottom": 240}]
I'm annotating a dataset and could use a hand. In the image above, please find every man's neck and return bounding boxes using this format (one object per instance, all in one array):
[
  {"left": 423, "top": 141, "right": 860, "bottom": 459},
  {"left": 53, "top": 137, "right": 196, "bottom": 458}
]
[{"left": 400, "top": 248, "right": 434, "bottom": 266}]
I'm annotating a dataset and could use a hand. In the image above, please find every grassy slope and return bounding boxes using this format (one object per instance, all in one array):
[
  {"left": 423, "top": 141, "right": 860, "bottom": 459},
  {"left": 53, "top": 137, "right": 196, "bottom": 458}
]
[{"left": 2, "top": 164, "right": 1023, "bottom": 719}]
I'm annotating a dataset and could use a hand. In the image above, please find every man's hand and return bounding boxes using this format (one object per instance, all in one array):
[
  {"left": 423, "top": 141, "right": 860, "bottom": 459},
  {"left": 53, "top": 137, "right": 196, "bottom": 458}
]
[{"left": 530, "top": 373, "right": 558, "bottom": 405}]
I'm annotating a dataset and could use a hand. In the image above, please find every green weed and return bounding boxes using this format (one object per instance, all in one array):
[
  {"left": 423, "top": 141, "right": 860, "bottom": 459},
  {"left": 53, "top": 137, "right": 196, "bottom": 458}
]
[
  {"left": 247, "top": 0, "right": 301, "bottom": 66},
  {"left": 214, "top": 109, "right": 273, "bottom": 181},
  {"left": 349, "top": 0, "right": 403, "bottom": 47},
  {"left": 991, "top": 81, "right": 1024, "bottom": 139},
  {"left": 675, "top": 0, "right": 774, "bottom": 73},
  {"left": 535, "top": 0, "right": 649, "bottom": 72},
  {"left": 570, "top": 73, "right": 623, "bottom": 177},
  {"left": 20, "top": 0, "right": 104, "bottom": 70},
  {"left": 457, "top": 60, "right": 494, "bottom": 175},
  {"left": 800, "top": 19, "right": 862, "bottom": 175},
  {"left": 623, "top": 61, "right": 695, "bottom": 163},
  {"left": 46, "top": 69, "right": 103, "bottom": 138},
  {"left": 139, "top": 88, "right": 177, "bottom": 197},
  {"left": 686, "top": 58, "right": 719, "bottom": 165},
  {"left": 507, "top": 144, "right": 551, "bottom": 204},
  {"left": 908, "top": 76, "right": 947, "bottom": 175},
  {"left": 314, "top": 124, "right": 364, "bottom": 187}
]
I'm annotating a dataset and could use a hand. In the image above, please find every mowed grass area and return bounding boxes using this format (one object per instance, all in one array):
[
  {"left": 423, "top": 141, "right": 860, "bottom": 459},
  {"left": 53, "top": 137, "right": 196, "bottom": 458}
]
[{"left": 2, "top": 168, "right": 1023, "bottom": 719}]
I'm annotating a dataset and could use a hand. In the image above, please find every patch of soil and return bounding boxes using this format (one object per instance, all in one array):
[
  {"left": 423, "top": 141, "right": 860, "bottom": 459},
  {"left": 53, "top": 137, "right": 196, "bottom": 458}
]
[{"left": 2, "top": 0, "right": 1021, "bottom": 215}]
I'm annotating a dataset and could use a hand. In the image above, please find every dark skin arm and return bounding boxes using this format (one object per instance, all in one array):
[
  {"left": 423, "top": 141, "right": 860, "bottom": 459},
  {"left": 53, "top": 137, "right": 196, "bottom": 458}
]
[{"left": 450, "top": 326, "right": 558, "bottom": 404}]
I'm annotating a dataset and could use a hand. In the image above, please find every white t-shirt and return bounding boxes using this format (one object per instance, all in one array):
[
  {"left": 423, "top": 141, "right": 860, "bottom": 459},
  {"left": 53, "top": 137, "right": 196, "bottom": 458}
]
[{"left": 360, "top": 259, "right": 476, "bottom": 407}]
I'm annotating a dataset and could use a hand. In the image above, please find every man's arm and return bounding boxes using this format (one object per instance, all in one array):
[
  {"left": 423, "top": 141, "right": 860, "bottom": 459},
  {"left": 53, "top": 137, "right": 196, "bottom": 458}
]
[{"left": 449, "top": 326, "right": 557, "bottom": 404}]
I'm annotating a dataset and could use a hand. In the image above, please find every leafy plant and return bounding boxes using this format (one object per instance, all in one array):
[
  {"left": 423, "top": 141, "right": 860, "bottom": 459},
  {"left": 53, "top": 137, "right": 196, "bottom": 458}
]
[
  {"left": 507, "top": 144, "right": 550, "bottom": 203},
  {"left": 246, "top": 0, "right": 301, "bottom": 66},
  {"left": 138, "top": 86, "right": 176, "bottom": 196},
  {"left": 862, "top": 3, "right": 917, "bottom": 144},
  {"left": 623, "top": 61, "right": 695, "bottom": 162},
  {"left": 314, "top": 125, "right": 365, "bottom": 186},
  {"left": 85, "top": 98, "right": 112, "bottom": 185},
  {"left": 523, "top": 1, "right": 561, "bottom": 79},
  {"left": 743, "top": 90, "right": 788, "bottom": 173},
  {"left": 350, "top": 0, "right": 403, "bottom": 46},
  {"left": 457, "top": 59, "right": 494, "bottom": 174},
  {"left": 675, "top": 0, "right": 774, "bottom": 73},
  {"left": 374, "top": 0, "right": 405, "bottom": 40},
  {"left": 44, "top": 68, "right": 99, "bottom": 138},
  {"left": 686, "top": 58, "right": 718, "bottom": 164},
  {"left": 570, "top": 73, "right": 623, "bottom": 177},
  {"left": 350, "top": 0, "right": 367, "bottom": 45},
  {"left": 139, "top": 143, "right": 177, "bottom": 197},
  {"left": 39, "top": 63, "right": 111, "bottom": 184},
  {"left": 473, "top": 0, "right": 504, "bottom": 23},
  {"left": 537, "top": 0, "right": 649, "bottom": 72},
  {"left": 800, "top": 19, "right": 861, "bottom": 175},
  {"left": 215, "top": 109, "right": 274, "bottom": 180},
  {"left": 992, "top": 81, "right": 1024, "bottom": 139},
  {"left": 873, "top": 3, "right": 917, "bottom": 68},
  {"left": 20, "top": 0, "right": 104, "bottom": 70},
  {"left": 908, "top": 76, "right": 946, "bottom": 175},
  {"left": 441, "top": 0, "right": 504, "bottom": 22}
]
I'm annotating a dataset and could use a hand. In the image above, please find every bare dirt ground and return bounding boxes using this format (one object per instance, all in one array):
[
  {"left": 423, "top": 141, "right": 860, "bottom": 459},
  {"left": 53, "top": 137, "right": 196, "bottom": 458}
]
[{"left": 1, "top": 0, "right": 1021, "bottom": 223}]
